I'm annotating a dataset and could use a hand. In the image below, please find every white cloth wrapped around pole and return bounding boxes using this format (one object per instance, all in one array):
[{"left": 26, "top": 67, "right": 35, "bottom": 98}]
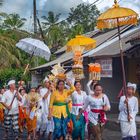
[{"left": 16, "top": 38, "right": 51, "bottom": 61}]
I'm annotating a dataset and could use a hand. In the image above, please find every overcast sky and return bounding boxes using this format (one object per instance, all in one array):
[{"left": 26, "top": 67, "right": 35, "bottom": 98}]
[{"left": 1, "top": 0, "right": 140, "bottom": 30}]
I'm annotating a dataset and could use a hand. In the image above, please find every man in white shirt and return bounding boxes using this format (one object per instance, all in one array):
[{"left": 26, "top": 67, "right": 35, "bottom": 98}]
[
  {"left": 1, "top": 80, "right": 21, "bottom": 140},
  {"left": 37, "top": 77, "right": 54, "bottom": 138},
  {"left": 118, "top": 82, "right": 138, "bottom": 140}
]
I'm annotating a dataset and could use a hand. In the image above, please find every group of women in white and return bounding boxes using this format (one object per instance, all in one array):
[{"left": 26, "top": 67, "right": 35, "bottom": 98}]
[
  {"left": 36, "top": 77, "right": 139, "bottom": 140},
  {"left": 0, "top": 77, "right": 138, "bottom": 140}
]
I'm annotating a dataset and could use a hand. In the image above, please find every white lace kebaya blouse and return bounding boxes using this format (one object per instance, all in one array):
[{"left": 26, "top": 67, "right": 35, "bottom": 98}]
[
  {"left": 83, "top": 94, "right": 111, "bottom": 125},
  {"left": 71, "top": 90, "right": 87, "bottom": 115}
]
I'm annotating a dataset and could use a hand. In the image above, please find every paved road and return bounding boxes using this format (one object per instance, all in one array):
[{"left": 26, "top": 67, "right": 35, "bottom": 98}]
[
  {"left": 1, "top": 124, "right": 140, "bottom": 140},
  {"left": 0, "top": 125, "right": 122, "bottom": 140},
  {"left": 0, "top": 115, "right": 139, "bottom": 139},
  {"left": 102, "top": 129, "right": 121, "bottom": 140}
]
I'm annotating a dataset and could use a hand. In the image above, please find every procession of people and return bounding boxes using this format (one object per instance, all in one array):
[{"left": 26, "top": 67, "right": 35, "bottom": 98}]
[{"left": 0, "top": 76, "right": 138, "bottom": 140}]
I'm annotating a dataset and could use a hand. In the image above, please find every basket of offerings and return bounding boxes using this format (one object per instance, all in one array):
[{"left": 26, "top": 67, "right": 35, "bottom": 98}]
[
  {"left": 51, "top": 63, "right": 66, "bottom": 80},
  {"left": 89, "top": 63, "right": 101, "bottom": 81},
  {"left": 72, "top": 64, "right": 84, "bottom": 80}
]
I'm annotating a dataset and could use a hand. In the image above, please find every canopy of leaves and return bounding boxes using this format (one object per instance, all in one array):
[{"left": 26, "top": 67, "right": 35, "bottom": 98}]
[
  {"left": 1, "top": 13, "right": 26, "bottom": 30},
  {"left": 42, "top": 11, "right": 67, "bottom": 50},
  {"left": 42, "top": 11, "right": 61, "bottom": 27},
  {"left": 0, "top": 29, "right": 31, "bottom": 67},
  {"left": 68, "top": 3, "right": 100, "bottom": 33},
  {"left": 41, "top": 4, "right": 100, "bottom": 51},
  {"left": 0, "top": 68, "right": 30, "bottom": 88}
]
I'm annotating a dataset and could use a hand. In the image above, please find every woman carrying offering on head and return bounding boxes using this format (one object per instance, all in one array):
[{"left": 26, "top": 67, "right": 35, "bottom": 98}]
[{"left": 48, "top": 79, "right": 75, "bottom": 140}]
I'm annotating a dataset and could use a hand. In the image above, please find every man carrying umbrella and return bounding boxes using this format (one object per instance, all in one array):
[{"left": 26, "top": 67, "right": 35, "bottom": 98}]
[{"left": 0, "top": 80, "right": 22, "bottom": 140}]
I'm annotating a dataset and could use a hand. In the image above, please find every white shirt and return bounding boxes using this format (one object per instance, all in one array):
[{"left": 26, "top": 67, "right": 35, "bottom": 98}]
[
  {"left": 118, "top": 96, "right": 138, "bottom": 122},
  {"left": 87, "top": 80, "right": 94, "bottom": 95},
  {"left": 18, "top": 94, "right": 27, "bottom": 107},
  {"left": 83, "top": 94, "right": 110, "bottom": 125},
  {"left": 40, "top": 88, "right": 51, "bottom": 115},
  {"left": 2, "top": 90, "right": 19, "bottom": 114},
  {"left": 71, "top": 90, "right": 87, "bottom": 115}
]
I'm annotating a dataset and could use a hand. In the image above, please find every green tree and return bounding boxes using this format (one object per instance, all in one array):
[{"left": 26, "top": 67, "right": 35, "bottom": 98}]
[
  {"left": 0, "top": 34, "right": 21, "bottom": 68},
  {"left": 1, "top": 13, "right": 26, "bottom": 30},
  {"left": 0, "top": 68, "right": 30, "bottom": 88},
  {"left": 0, "top": 28, "right": 31, "bottom": 68},
  {"left": 68, "top": 23, "right": 84, "bottom": 39},
  {"left": 68, "top": 3, "right": 100, "bottom": 33},
  {"left": 42, "top": 11, "right": 66, "bottom": 50},
  {"left": 42, "top": 11, "right": 61, "bottom": 27}
]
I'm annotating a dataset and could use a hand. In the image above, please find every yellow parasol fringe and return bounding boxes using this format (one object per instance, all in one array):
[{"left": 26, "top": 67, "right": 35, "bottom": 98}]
[
  {"left": 66, "top": 35, "right": 96, "bottom": 52},
  {"left": 97, "top": 0, "right": 138, "bottom": 30},
  {"left": 97, "top": 16, "right": 137, "bottom": 29}
]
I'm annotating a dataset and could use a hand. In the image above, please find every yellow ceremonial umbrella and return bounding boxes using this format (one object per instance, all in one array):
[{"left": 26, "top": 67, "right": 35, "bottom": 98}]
[
  {"left": 97, "top": 0, "right": 138, "bottom": 121},
  {"left": 66, "top": 35, "right": 96, "bottom": 53},
  {"left": 97, "top": 2, "right": 138, "bottom": 29},
  {"left": 66, "top": 35, "right": 96, "bottom": 80}
]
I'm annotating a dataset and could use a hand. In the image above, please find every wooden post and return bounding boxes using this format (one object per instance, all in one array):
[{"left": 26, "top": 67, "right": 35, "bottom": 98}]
[{"left": 33, "top": 0, "right": 37, "bottom": 34}]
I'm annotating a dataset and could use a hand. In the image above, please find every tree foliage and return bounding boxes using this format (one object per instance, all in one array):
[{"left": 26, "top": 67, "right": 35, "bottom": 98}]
[
  {"left": 0, "top": 68, "right": 30, "bottom": 88},
  {"left": 0, "top": 29, "right": 31, "bottom": 68},
  {"left": 1, "top": 13, "right": 26, "bottom": 30},
  {"left": 68, "top": 3, "right": 100, "bottom": 32},
  {"left": 42, "top": 11, "right": 67, "bottom": 49},
  {"left": 41, "top": 4, "right": 100, "bottom": 50},
  {"left": 0, "top": 3, "right": 101, "bottom": 86},
  {"left": 42, "top": 11, "right": 61, "bottom": 27}
]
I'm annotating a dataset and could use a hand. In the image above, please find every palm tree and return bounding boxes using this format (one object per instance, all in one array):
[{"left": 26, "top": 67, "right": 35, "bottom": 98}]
[
  {"left": 1, "top": 13, "right": 26, "bottom": 30},
  {"left": 42, "top": 11, "right": 61, "bottom": 28},
  {"left": 0, "top": 35, "right": 21, "bottom": 68},
  {"left": 41, "top": 11, "right": 65, "bottom": 50},
  {"left": 0, "top": 27, "right": 30, "bottom": 68}
]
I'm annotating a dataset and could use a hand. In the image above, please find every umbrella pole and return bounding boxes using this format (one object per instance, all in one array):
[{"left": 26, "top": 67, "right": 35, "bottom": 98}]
[
  {"left": 23, "top": 51, "right": 35, "bottom": 76},
  {"left": 117, "top": 19, "right": 130, "bottom": 122},
  {"left": 23, "top": 64, "right": 30, "bottom": 75}
]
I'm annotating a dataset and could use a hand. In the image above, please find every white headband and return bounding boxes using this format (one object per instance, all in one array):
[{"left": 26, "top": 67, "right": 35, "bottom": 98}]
[
  {"left": 8, "top": 80, "right": 15, "bottom": 86},
  {"left": 127, "top": 82, "right": 137, "bottom": 92}
]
